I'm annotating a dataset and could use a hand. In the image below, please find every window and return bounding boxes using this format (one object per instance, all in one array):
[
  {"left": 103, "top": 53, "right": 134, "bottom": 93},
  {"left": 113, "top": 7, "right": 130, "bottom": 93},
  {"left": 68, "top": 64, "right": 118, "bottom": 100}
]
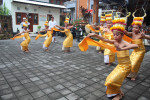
[
  {"left": 33, "top": 14, "right": 38, "bottom": 25},
  {"left": 57, "top": 0, "right": 60, "bottom": 4},
  {"left": 16, "top": 13, "right": 21, "bottom": 24},
  {"left": 49, "top": 0, "right": 53, "bottom": 3}
]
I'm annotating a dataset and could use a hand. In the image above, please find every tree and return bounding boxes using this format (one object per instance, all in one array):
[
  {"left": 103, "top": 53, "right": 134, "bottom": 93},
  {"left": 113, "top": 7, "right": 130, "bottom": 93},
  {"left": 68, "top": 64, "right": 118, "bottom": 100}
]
[
  {"left": 80, "top": 6, "right": 92, "bottom": 21},
  {"left": 0, "top": 3, "right": 11, "bottom": 15}
]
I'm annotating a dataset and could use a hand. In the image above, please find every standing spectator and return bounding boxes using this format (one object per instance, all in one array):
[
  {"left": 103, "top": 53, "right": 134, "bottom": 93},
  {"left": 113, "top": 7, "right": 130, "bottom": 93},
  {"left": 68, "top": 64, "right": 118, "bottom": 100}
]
[
  {"left": 20, "top": 17, "right": 30, "bottom": 30},
  {"left": 49, "top": 16, "right": 57, "bottom": 42}
]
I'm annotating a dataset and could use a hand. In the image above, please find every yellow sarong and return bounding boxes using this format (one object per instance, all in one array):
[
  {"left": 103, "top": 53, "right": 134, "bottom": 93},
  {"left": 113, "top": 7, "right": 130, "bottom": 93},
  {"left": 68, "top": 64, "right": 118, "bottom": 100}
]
[
  {"left": 105, "top": 50, "right": 131, "bottom": 95},
  {"left": 130, "top": 39, "right": 145, "bottom": 73},
  {"left": 20, "top": 33, "right": 31, "bottom": 51},
  {"left": 63, "top": 29, "right": 73, "bottom": 48}
]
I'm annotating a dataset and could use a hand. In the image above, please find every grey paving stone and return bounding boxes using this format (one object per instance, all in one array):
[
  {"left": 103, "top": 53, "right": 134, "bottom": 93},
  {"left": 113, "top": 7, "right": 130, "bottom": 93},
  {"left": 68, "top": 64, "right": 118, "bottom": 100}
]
[
  {"left": 30, "top": 77, "right": 40, "bottom": 82},
  {"left": 56, "top": 97, "right": 68, "bottom": 100},
  {"left": 36, "top": 95, "right": 50, "bottom": 100},
  {"left": 48, "top": 91, "right": 63, "bottom": 99},
  {"left": 42, "top": 88, "right": 55, "bottom": 94},
  {"left": 92, "top": 90, "right": 105, "bottom": 97},
  {"left": 15, "top": 89, "right": 29, "bottom": 97},
  {"left": 137, "top": 96, "right": 149, "bottom": 100},
  {"left": 19, "top": 95, "right": 34, "bottom": 100},
  {"left": 1, "top": 93, "right": 16, "bottom": 100},
  {"left": 83, "top": 93, "right": 99, "bottom": 100},
  {"left": 54, "top": 84, "right": 65, "bottom": 91},
  {"left": 27, "top": 86, "right": 40, "bottom": 93},
  {"left": 59, "top": 88, "right": 72, "bottom": 95},
  {"left": 31, "top": 90, "right": 45, "bottom": 99},
  {"left": 75, "top": 89, "right": 89, "bottom": 97},
  {"left": 65, "top": 93, "right": 79, "bottom": 100},
  {"left": 12, "top": 85, "right": 24, "bottom": 91},
  {"left": 68, "top": 85, "right": 80, "bottom": 92},
  {"left": 38, "top": 84, "right": 49, "bottom": 89}
]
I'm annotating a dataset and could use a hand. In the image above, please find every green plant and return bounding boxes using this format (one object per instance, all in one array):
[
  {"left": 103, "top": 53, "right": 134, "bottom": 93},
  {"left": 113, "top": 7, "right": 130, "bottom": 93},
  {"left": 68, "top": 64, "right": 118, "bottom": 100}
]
[
  {"left": 37, "top": 26, "right": 41, "bottom": 31},
  {"left": 0, "top": 3, "right": 11, "bottom": 15}
]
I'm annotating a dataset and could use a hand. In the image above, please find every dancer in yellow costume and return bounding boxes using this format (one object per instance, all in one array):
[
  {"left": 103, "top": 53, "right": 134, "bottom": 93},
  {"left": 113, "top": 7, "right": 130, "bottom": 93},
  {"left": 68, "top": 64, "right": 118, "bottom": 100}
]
[
  {"left": 35, "top": 21, "right": 52, "bottom": 51},
  {"left": 96, "top": 15, "right": 106, "bottom": 53},
  {"left": 12, "top": 22, "right": 31, "bottom": 52},
  {"left": 87, "top": 18, "right": 138, "bottom": 100},
  {"left": 56, "top": 17, "right": 73, "bottom": 52},
  {"left": 103, "top": 13, "right": 115, "bottom": 66},
  {"left": 124, "top": 8, "right": 150, "bottom": 80}
]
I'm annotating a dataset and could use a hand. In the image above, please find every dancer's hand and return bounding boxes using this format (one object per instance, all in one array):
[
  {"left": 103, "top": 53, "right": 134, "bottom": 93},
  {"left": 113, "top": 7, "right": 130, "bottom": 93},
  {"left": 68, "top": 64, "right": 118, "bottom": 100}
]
[
  {"left": 87, "top": 33, "right": 95, "bottom": 37},
  {"left": 140, "top": 29, "right": 145, "bottom": 37}
]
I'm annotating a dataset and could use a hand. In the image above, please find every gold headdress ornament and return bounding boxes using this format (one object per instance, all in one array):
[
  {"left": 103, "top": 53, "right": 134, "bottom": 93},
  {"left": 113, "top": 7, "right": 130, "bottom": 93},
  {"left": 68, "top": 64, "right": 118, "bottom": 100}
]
[
  {"left": 110, "top": 18, "right": 126, "bottom": 33},
  {"left": 44, "top": 21, "right": 49, "bottom": 26},
  {"left": 131, "top": 7, "right": 146, "bottom": 27},
  {"left": 110, "top": 9, "right": 131, "bottom": 33},
  {"left": 105, "top": 10, "right": 113, "bottom": 22},
  {"left": 23, "top": 20, "right": 28, "bottom": 27},
  {"left": 64, "top": 17, "right": 69, "bottom": 23},
  {"left": 100, "top": 12, "right": 106, "bottom": 22}
]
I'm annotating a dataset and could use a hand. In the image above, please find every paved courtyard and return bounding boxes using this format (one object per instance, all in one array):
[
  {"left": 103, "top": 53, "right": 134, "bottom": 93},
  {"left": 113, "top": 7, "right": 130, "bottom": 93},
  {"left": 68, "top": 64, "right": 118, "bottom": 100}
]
[{"left": 0, "top": 36, "right": 150, "bottom": 100}]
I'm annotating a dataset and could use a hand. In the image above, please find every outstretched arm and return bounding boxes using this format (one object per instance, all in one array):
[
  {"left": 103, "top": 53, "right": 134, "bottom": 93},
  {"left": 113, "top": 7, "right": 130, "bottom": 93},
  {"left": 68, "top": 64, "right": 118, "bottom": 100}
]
[
  {"left": 23, "top": 29, "right": 31, "bottom": 33},
  {"left": 14, "top": 32, "right": 23, "bottom": 36},
  {"left": 120, "top": 42, "right": 138, "bottom": 50},
  {"left": 56, "top": 25, "right": 65, "bottom": 29},
  {"left": 87, "top": 33, "right": 115, "bottom": 44},
  {"left": 124, "top": 30, "right": 133, "bottom": 37},
  {"left": 67, "top": 25, "right": 74, "bottom": 29}
]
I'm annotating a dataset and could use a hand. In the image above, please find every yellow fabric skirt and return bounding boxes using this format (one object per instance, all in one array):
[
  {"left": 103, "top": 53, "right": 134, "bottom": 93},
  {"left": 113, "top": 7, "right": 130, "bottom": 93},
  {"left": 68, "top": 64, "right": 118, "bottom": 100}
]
[
  {"left": 20, "top": 37, "right": 31, "bottom": 51},
  {"left": 63, "top": 30, "right": 73, "bottom": 48},
  {"left": 43, "top": 32, "right": 52, "bottom": 48},
  {"left": 130, "top": 39, "right": 146, "bottom": 73},
  {"left": 105, "top": 57, "right": 131, "bottom": 94}
]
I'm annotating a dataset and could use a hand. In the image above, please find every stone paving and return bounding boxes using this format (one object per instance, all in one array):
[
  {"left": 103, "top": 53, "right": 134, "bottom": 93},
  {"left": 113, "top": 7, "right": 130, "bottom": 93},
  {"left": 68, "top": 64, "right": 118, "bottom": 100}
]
[{"left": 0, "top": 36, "right": 150, "bottom": 100}]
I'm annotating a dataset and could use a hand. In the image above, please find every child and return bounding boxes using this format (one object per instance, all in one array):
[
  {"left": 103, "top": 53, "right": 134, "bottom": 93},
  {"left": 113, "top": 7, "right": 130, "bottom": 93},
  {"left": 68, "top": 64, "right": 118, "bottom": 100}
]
[
  {"left": 103, "top": 13, "right": 115, "bottom": 66},
  {"left": 14, "top": 22, "right": 31, "bottom": 52},
  {"left": 125, "top": 11, "right": 150, "bottom": 80},
  {"left": 55, "top": 17, "right": 73, "bottom": 52},
  {"left": 87, "top": 18, "right": 138, "bottom": 100},
  {"left": 36, "top": 21, "right": 52, "bottom": 51},
  {"left": 96, "top": 16, "right": 106, "bottom": 53}
]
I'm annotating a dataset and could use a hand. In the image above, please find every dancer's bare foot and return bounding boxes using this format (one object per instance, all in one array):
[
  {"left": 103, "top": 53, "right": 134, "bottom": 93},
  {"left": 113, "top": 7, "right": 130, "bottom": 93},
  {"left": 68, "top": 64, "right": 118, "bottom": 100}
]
[
  {"left": 108, "top": 63, "right": 113, "bottom": 66},
  {"left": 131, "top": 78, "right": 136, "bottom": 80},
  {"left": 120, "top": 90, "right": 124, "bottom": 97},
  {"left": 64, "top": 50, "right": 70, "bottom": 53},
  {"left": 45, "top": 48, "right": 49, "bottom": 52},
  {"left": 25, "top": 50, "right": 29, "bottom": 53},
  {"left": 112, "top": 94, "right": 122, "bottom": 100}
]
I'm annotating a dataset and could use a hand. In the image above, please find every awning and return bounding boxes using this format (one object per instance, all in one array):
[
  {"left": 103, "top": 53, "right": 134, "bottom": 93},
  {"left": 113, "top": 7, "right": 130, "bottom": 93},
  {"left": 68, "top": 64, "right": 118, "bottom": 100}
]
[{"left": 12, "top": 0, "right": 66, "bottom": 9}]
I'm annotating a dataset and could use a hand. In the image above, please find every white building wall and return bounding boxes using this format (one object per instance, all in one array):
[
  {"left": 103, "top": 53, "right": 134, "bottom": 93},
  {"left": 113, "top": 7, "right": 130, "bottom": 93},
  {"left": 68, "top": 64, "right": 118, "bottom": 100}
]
[
  {"left": 3, "top": 0, "right": 11, "bottom": 11},
  {"left": 11, "top": 2, "right": 60, "bottom": 33}
]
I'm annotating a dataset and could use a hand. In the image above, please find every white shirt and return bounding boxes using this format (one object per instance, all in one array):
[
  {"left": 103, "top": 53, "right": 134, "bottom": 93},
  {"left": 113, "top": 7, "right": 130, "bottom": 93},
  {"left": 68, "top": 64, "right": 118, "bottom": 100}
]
[{"left": 49, "top": 20, "right": 56, "bottom": 30}]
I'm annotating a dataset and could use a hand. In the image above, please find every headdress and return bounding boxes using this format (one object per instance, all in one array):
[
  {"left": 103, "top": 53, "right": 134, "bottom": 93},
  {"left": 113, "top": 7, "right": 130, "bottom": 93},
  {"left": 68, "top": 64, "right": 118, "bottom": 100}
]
[
  {"left": 64, "top": 17, "right": 69, "bottom": 23},
  {"left": 44, "top": 21, "right": 49, "bottom": 26},
  {"left": 131, "top": 7, "right": 146, "bottom": 27}
]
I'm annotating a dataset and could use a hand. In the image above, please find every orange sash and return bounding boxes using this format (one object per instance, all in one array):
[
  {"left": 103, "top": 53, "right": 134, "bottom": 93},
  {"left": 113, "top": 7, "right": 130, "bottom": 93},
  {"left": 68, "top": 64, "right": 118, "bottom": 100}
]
[
  {"left": 11, "top": 35, "right": 24, "bottom": 40},
  {"left": 78, "top": 37, "right": 117, "bottom": 52}
]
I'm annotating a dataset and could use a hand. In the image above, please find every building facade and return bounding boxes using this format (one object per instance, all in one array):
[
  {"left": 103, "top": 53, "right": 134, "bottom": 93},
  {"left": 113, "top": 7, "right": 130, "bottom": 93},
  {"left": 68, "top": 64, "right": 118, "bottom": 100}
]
[{"left": 3, "top": 0, "right": 66, "bottom": 34}]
